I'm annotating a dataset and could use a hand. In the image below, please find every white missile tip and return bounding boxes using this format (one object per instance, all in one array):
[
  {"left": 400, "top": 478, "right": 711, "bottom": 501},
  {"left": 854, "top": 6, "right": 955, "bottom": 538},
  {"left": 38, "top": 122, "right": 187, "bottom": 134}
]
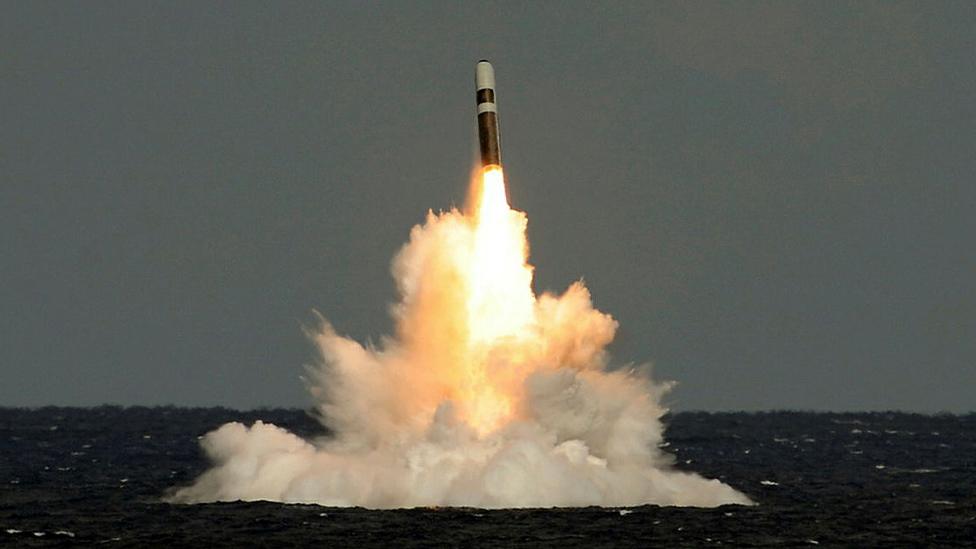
[{"left": 476, "top": 61, "right": 495, "bottom": 90}]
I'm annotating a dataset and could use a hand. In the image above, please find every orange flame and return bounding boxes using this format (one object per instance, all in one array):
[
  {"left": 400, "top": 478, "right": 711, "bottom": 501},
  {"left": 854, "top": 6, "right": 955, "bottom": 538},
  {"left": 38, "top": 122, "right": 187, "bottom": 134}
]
[
  {"left": 468, "top": 167, "right": 533, "bottom": 342},
  {"left": 454, "top": 166, "right": 535, "bottom": 434}
]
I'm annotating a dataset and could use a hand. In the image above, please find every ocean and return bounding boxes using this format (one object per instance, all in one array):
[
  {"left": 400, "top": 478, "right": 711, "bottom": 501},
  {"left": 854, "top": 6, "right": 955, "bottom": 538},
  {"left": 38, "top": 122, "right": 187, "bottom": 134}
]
[{"left": 2, "top": 407, "right": 973, "bottom": 547}]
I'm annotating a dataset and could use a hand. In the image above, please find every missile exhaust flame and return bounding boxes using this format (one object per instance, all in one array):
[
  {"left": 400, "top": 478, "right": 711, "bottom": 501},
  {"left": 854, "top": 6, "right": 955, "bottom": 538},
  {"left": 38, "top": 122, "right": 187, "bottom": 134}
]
[{"left": 168, "top": 62, "right": 752, "bottom": 508}]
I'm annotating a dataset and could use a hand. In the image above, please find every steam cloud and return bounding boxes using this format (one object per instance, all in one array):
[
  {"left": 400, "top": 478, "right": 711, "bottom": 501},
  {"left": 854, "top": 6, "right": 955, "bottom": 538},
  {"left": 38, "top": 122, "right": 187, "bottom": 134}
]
[{"left": 170, "top": 187, "right": 752, "bottom": 508}]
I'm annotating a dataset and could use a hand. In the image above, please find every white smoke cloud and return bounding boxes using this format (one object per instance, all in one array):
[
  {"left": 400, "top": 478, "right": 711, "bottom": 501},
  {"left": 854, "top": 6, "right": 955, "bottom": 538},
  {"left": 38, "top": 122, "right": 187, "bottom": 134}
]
[{"left": 170, "top": 198, "right": 752, "bottom": 508}]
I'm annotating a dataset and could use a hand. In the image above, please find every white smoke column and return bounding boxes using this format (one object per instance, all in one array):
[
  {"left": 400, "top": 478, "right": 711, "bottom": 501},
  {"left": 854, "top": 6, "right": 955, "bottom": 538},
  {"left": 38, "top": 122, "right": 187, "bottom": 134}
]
[{"left": 170, "top": 169, "right": 752, "bottom": 508}]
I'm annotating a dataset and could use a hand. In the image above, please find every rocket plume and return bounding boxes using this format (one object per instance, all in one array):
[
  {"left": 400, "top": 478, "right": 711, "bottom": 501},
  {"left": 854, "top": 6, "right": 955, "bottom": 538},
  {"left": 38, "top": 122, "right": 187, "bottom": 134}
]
[{"left": 169, "top": 165, "right": 751, "bottom": 508}]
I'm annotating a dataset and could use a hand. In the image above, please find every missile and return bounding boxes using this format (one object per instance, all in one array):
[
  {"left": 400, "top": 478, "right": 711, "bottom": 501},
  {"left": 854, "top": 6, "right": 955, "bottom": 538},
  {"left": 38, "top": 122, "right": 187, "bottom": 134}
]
[{"left": 476, "top": 60, "right": 501, "bottom": 168}]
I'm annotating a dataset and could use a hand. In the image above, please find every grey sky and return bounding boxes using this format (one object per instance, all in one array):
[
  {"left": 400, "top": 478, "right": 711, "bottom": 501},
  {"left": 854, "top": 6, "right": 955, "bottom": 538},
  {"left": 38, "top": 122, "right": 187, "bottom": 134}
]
[{"left": 2, "top": 2, "right": 973, "bottom": 411}]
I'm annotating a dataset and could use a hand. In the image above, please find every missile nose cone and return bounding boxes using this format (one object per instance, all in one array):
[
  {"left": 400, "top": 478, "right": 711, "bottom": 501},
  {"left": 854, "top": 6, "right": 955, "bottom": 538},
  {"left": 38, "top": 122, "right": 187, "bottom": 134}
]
[{"left": 476, "top": 61, "right": 495, "bottom": 90}]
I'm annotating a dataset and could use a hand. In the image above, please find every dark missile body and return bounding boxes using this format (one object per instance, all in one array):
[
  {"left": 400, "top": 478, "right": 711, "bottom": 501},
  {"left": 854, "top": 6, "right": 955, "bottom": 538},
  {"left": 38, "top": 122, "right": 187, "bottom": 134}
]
[{"left": 476, "top": 61, "right": 501, "bottom": 168}]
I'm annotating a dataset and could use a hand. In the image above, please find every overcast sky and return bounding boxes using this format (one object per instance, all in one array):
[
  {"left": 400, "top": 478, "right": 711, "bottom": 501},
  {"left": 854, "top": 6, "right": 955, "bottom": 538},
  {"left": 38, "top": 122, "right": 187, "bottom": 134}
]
[{"left": 2, "top": 2, "right": 973, "bottom": 411}]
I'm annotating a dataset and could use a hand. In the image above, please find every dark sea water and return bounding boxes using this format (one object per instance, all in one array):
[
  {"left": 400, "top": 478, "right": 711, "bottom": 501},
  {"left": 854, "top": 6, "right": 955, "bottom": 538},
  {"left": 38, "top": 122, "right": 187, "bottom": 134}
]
[{"left": 1, "top": 408, "right": 973, "bottom": 547}]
